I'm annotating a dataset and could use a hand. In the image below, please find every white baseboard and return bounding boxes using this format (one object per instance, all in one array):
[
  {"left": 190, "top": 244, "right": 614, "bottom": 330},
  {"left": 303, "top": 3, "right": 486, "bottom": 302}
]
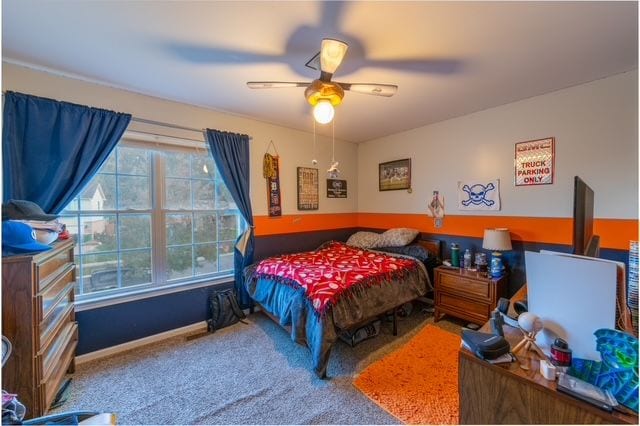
[{"left": 76, "top": 321, "right": 208, "bottom": 365}]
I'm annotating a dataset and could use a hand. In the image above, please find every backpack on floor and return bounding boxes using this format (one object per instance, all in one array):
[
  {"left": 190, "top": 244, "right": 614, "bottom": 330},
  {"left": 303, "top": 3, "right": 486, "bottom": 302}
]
[{"left": 207, "top": 289, "right": 247, "bottom": 332}]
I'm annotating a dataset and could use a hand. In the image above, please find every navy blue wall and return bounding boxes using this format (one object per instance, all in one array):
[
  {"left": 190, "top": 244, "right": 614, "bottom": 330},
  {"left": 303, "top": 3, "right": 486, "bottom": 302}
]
[
  {"left": 254, "top": 227, "right": 358, "bottom": 260},
  {"left": 76, "top": 281, "right": 233, "bottom": 354}
]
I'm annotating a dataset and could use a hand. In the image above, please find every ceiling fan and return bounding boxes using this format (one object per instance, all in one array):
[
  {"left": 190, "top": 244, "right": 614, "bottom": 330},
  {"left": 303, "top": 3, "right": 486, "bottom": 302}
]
[{"left": 247, "top": 38, "right": 398, "bottom": 124}]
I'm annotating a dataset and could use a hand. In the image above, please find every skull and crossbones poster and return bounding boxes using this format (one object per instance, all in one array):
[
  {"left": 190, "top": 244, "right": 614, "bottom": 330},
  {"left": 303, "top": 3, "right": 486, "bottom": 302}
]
[{"left": 457, "top": 179, "right": 501, "bottom": 211}]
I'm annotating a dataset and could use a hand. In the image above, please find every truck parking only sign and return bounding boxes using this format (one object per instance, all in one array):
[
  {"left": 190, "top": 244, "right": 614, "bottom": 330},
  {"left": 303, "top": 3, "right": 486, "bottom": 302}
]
[{"left": 515, "top": 137, "right": 555, "bottom": 186}]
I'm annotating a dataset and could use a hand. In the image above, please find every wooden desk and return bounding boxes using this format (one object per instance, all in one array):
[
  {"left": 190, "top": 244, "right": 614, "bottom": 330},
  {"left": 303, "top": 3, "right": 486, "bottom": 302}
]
[{"left": 458, "top": 286, "right": 638, "bottom": 424}]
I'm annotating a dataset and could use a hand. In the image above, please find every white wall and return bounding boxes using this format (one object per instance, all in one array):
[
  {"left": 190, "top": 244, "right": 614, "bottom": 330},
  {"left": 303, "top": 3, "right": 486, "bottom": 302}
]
[
  {"left": 4, "top": 64, "right": 637, "bottom": 221},
  {"left": 358, "top": 71, "right": 638, "bottom": 219},
  {"left": 2, "top": 62, "right": 358, "bottom": 216}
]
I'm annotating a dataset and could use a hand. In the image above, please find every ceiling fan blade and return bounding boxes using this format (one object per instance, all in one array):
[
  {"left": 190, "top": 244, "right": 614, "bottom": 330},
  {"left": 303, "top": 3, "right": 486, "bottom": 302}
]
[
  {"left": 247, "top": 82, "right": 309, "bottom": 89},
  {"left": 336, "top": 83, "right": 398, "bottom": 97},
  {"left": 320, "top": 38, "right": 348, "bottom": 78}
]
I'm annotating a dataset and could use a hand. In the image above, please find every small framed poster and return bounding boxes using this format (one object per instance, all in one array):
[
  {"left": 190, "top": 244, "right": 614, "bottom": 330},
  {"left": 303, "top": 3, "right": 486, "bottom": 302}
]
[
  {"left": 326, "top": 179, "right": 347, "bottom": 198},
  {"left": 515, "top": 137, "right": 555, "bottom": 186},
  {"left": 297, "top": 167, "right": 319, "bottom": 210},
  {"left": 379, "top": 158, "right": 411, "bottom": 191}
]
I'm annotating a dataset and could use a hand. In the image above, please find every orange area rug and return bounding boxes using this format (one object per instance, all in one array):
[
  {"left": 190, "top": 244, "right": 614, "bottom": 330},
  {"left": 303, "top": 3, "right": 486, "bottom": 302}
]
[{"left": 353, "top": 324, "right": 461, "bottom": 424}]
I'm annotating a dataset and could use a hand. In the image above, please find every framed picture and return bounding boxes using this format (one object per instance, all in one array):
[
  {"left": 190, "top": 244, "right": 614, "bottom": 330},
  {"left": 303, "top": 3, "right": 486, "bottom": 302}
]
[
  {"left": 326, "top": 179, "right": 347, "bottom": 198},
  {"left": 379, "top": 158, "right": 411, "bottom": 191},
  {"left": 297, "top": 167, "right": 319, "bottom": 210},
  {"left": 515, "top": 137, "right": 555, "bottom": 186}
]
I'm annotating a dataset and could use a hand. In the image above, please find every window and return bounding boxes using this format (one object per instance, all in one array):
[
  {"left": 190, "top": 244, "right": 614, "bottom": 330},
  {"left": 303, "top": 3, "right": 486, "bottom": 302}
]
[{"left": 61, "top": 142, "right": 244, "bottom": 301}]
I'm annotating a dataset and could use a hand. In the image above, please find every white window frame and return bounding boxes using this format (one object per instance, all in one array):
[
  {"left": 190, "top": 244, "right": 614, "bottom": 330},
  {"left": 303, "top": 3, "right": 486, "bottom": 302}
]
[{"left": 66, "top": 132, "right": 244, "bottom": 310}]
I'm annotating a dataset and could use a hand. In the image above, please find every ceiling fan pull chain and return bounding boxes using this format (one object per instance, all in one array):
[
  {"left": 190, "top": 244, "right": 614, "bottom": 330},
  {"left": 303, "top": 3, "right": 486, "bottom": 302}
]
[
  {"left": 332, "top": 117, "right": 335, "bottom": 164},
  {"left": 327, "top": 117, "right": 340, "bottom": 178},
  {"left": 312, "top": 118, "right": 318, "bottom": 165}
]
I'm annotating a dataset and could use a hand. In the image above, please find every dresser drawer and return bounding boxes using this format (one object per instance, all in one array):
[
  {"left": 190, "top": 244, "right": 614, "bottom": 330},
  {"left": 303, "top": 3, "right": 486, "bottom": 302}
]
[
  {"left": 38, "top": 321, "right": 77, "bottom": 383},
  {"left": 39, "top": 284, "right": 74, "bottom": 349},
  {"left": 438, "top": 272, "right": 489, "bottom": 300},
  {"left": 36, "top": 245, "right": 74, "bottom": 292},
  {"left": 37, "top": 264, "right": 75, "bottom": 323},
  {"left": 40, "top": 334, "right": 77, "bottom": 411}
]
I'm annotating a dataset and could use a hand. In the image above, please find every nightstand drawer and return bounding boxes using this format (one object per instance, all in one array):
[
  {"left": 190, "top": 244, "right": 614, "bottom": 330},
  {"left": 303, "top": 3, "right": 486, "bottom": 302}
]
[
  {"left": 439, "top": 273, "right": 489, "bottom": 300},
  {"left": 438, "top": 292, "right": 489, "bottom": 318}
]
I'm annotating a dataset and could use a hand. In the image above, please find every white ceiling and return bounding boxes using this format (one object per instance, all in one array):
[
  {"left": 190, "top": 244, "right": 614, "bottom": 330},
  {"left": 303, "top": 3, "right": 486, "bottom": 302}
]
[{"left": 2, "top": 1, "right": 637, "bottom": 143}]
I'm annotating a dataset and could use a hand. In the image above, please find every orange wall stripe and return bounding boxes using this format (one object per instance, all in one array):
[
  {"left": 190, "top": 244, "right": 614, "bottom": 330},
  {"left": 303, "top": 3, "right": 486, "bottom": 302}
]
[
  {"left": 594, "top": 219, "right": 639, "bottom": 251},
  {"left": 253, "top": 213, "right": 358, "bottom": 236},
  {"left": 253, "top": 212, "right": 638, "bottom": 250}
]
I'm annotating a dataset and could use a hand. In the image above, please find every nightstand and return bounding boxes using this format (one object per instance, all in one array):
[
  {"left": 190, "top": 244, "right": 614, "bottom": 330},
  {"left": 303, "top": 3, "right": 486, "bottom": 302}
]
[{"left": 433, "top": 266, "right": 507, "bottom": 324}]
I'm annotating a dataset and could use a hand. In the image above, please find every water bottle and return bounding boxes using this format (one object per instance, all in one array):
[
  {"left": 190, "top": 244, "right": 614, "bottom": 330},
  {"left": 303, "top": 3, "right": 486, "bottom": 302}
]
[
  {"left": 475, "top": 252, "right": 488, "bottom": 273},
  {"left": 463, "top": 249, "right": 472, "bottom": 269},
  {"left": 451, "top": 243, "right": 460, "bottom": 267}
]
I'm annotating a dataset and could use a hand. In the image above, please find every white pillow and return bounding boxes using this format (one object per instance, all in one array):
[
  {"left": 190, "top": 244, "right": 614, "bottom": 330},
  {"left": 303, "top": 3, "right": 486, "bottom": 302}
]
[
  {"left": 379, "top": 228, "right": 419, "bottom": 247},
  {"left": 346, "top": 231, "right": 382, "bottom": 249}
]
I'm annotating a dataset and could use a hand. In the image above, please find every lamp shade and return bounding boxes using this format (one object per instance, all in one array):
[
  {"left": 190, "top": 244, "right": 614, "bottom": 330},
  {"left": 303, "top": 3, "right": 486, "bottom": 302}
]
[
  {"left": 482, "top": 228, "right": 512, "bottom": 251},
  {"left": 320, "top": 39, "right": 349, "bottom": 74}
]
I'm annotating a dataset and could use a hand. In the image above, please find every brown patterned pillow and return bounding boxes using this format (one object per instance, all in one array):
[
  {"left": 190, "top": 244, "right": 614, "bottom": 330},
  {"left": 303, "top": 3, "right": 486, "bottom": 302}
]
[
  {"left": 346, "top": 231, "right": 382, "bottom": 249},
  {"left": 379, "top": 228, "right": 419, "bottom": 247}
]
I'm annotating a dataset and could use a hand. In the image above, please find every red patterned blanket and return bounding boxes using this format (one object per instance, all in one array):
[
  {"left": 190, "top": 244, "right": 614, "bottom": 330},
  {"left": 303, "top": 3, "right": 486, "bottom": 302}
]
[{"left": 253, "top": 241, "right": 419, "bottom": 316}]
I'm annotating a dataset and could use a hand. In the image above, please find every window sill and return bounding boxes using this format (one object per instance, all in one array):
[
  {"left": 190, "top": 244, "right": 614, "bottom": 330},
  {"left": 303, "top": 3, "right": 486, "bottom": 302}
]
[{"left": 75, "top": 274, "right": 234, "bottom": 312}]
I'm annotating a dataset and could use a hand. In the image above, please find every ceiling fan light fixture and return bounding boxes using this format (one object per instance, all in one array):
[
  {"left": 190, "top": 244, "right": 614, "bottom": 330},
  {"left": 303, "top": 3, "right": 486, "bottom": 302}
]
[
  {"left": 313, "top": 100, "right": 335, "bottom": 124},
  {"left": 305, "top": 80, "right": 344, "bottom": 106},
  {"left": 320, "top": 39, "right": 348, "bottom": 74}
]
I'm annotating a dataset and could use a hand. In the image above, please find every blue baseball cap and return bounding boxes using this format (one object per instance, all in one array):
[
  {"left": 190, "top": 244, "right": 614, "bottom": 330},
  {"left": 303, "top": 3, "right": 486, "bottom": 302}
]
[{"left": 2, "top": 221, "right": 53, "bottom": 255}]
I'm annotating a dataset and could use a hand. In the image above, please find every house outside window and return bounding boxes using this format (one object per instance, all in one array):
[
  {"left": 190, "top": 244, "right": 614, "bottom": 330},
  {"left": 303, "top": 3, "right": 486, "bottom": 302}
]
[{"left": 61, "top": 140, "right": 244, "bottom": 302}]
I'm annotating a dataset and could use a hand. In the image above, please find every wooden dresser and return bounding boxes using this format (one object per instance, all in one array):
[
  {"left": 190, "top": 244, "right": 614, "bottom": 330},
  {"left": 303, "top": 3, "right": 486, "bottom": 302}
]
[
  {"left": 434, "top": 266, "right": 507, "bottom": 324},
  {"left": 2, "top": 239, "right": 78, "bottom": 419}
]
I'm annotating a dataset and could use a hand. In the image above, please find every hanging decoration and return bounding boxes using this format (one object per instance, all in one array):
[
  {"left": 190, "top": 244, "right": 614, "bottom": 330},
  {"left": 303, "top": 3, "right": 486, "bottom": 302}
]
[
  {"left": 457, "top": 179, "right": 501, "bottom": 211},
  {"left": 263, "top": 140, "right": 282, "bottom": 217},
  {"left": 327, "top": 118, "right": 340, "bottom": 178},
  {"left": 427, "top": 190, "right": 445, "bottom": 228}
]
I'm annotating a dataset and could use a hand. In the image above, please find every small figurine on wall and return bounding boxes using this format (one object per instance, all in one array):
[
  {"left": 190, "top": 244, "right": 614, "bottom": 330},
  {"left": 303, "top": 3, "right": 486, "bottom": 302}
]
[{"left": 427, "top": 190, "right": 445, "bottom": 228}]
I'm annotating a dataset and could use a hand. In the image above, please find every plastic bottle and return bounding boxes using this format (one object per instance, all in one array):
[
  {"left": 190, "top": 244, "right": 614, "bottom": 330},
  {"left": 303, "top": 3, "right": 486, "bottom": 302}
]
[
  {"left": 451, "top": 243, "right": 460, "bottom": 267},
  {"left": 463, "top": 249, "right": 472, "bottom": 269}
]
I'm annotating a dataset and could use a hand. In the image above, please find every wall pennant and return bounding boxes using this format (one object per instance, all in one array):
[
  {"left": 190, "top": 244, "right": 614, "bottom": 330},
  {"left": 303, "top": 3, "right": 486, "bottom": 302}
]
[
  {"left": 457, "top": 179, "right": 501, "bottom": 211},
  {"left": 263, "top": 141, "right": 282, "bottom": 217}
]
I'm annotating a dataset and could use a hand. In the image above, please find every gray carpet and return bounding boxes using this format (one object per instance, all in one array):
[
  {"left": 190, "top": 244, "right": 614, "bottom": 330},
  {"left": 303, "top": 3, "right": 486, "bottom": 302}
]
[{"left": 55, "top": 310, "right": 463, "bottom": 425}]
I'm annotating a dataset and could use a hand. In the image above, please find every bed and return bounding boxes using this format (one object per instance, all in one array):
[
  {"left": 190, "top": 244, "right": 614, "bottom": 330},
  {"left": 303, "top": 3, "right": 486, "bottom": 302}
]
[{"left": 243, "top": 238, "right": 442, "bottom": 378}]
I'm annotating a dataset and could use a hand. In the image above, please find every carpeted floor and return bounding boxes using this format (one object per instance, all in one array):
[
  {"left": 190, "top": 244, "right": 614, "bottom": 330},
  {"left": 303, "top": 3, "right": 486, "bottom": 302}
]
[{"left": 54, "top": 310, "right": 464, "bottom": 425}]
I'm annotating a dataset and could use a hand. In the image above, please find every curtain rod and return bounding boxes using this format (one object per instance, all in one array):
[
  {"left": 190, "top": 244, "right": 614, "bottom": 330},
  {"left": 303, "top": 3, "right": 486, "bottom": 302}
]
[
  {"left": 131, "top": 117, "right": 204, "bottom": 133},
  {"left": 3, "top": 91, "right": 252, "bottom": 139},
  {"left": 1, "top": 91, "right": 204, "bottom": 133}
]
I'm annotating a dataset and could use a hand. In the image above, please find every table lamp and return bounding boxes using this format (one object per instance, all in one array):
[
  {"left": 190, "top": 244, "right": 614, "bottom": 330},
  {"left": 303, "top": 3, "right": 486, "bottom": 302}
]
[{"left": 483, "top": 228, "right": 512, "bottom": 278}]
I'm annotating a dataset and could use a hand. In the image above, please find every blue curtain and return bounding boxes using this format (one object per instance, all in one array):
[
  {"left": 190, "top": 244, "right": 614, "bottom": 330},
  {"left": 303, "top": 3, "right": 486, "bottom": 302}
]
[
  {"left": 205, "top": 129, "right": 254, "bottom": 309},
  {"left": 2, "top": 91, "right": 131, "bottom": 213}
]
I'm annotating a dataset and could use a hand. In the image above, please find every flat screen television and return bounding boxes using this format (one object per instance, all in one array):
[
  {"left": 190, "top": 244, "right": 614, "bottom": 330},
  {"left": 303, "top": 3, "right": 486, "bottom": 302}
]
[{"left": 573, "top": 176, "right": 600, "bottom": 257}]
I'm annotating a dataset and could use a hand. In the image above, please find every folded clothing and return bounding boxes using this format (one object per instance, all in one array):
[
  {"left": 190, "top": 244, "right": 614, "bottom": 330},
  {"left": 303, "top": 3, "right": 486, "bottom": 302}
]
[{"left": 16, "top": 219, "right": 63, "bottom": 233}]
